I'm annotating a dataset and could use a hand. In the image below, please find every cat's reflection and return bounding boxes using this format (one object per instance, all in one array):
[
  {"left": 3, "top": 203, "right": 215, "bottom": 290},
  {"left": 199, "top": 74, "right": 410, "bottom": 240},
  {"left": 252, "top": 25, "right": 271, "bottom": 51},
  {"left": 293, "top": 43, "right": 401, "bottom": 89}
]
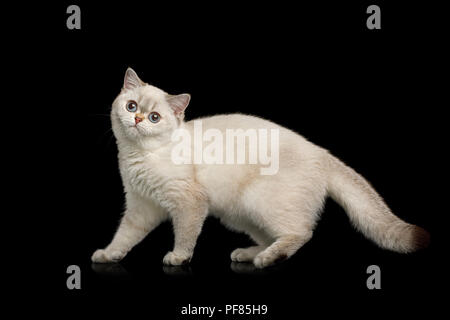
[
  {"left": 91, "top": 263, "right": 130, "bottom": 277},
  {"left": 162, "top": 265, "right": 193, "bottom": 276},
  {"left": 230, "top": 262, "right": 281, "bottom": 274},
  {"left": 231, "top": 262, "right": 259, "bottom": 274}
]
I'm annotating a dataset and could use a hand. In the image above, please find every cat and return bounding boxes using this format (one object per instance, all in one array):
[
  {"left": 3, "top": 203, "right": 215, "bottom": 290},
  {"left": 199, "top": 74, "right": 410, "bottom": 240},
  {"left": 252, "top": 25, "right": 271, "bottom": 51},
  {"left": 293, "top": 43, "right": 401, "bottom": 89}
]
[{"left": 91, "top": 68, "right": 430, "bottom": 268}]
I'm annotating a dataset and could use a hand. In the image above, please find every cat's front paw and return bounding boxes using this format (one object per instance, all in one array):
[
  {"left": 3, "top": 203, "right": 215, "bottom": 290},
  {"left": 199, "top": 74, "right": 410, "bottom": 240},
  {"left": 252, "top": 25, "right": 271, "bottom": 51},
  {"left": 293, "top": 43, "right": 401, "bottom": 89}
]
[
  {"left": 163, "top": 251, "right": 191, "bottom": 266},
  {"left": 91, "top": 249, "right": 126, "bottom": 263}
]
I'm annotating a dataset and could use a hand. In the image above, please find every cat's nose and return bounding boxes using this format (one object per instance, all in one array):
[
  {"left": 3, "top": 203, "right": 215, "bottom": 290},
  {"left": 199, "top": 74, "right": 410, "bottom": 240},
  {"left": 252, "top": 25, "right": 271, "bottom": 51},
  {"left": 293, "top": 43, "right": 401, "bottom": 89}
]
[{"left": 135, "top": 115, "right": 144, "bottom": 124}]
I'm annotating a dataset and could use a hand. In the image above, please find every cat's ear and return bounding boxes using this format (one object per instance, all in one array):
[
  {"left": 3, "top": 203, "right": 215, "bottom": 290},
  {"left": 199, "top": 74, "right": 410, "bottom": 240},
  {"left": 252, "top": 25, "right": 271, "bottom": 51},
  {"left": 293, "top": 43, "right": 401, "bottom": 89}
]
[
  {"left": 167, "top": 94, "right": 191, "bottom": 116},
  {"left": 123, "top": 68, "right": 144, "bottom": 90}
]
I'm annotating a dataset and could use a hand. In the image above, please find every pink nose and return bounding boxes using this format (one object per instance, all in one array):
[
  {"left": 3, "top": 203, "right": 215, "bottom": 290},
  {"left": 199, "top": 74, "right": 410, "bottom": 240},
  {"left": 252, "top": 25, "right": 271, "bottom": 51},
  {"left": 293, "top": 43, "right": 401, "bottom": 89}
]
[{"left": 135, "top": 117, "right": 143, "bottom": 124}]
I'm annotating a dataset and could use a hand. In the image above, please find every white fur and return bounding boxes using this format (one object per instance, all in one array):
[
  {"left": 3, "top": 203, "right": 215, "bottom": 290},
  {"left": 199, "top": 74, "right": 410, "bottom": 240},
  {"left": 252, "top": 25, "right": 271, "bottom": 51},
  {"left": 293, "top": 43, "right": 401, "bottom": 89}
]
[{"left": 92, "top": 69, "right": 429, "bottom": 268}]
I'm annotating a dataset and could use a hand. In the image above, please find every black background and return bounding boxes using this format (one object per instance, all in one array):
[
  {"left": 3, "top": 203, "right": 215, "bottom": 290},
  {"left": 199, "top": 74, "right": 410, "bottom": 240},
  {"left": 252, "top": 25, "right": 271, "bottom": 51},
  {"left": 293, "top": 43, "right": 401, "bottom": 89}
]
[{"left": 15, "top": 1, "right": 446, "bottom": 318}]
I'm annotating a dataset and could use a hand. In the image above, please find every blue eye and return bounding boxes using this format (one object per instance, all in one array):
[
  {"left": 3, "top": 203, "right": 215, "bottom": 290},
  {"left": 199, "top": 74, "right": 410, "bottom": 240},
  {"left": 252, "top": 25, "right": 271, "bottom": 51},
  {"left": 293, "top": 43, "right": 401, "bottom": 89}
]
[
  {"left": 126, "top": 101, "right": 138, "bottom": 112},
  {"left": 149, "top": 112, "right": 161, "bottom": 123}
]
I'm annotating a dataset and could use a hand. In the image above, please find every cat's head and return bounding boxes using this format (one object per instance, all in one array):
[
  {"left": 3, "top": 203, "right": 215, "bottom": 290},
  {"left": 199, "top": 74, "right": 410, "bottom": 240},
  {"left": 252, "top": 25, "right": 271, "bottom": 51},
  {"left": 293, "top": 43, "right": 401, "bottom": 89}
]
[{"left": 111, "top": 68, "right": 190, "bottom": 143}]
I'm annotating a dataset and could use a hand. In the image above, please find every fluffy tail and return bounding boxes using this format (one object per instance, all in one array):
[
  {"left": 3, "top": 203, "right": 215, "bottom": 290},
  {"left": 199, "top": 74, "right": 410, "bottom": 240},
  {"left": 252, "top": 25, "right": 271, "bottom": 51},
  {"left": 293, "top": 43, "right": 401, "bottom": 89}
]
[{"left": 327, "top": 156, "right": 430, "bottom": 253}]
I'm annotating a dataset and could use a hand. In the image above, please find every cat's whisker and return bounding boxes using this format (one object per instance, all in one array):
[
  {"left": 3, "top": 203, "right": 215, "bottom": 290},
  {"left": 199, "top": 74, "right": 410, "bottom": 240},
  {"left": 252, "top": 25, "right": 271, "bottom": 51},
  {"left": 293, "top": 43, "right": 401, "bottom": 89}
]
[
  {"left": 88, "top": 113, "right": 111, "bottom": 117},
  {"left": 92, "top": 126, "right": 115, "bottom": 149}
]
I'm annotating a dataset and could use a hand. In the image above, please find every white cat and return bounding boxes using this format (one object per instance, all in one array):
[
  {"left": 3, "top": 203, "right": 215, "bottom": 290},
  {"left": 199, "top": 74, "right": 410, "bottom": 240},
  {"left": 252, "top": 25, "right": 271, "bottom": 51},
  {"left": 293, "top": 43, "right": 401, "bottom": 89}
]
[{"left": 92, "top": 68, "right": 430, "bottom": 268}]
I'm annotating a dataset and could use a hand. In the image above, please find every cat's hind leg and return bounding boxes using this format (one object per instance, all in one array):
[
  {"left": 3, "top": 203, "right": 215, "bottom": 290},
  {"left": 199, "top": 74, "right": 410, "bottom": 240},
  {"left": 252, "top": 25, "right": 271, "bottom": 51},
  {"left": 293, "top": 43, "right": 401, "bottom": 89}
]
[
  {"left": 231, "top": 246, "right": 264, "bottom": 262},
  {"left": 253, "top": 231, "right": 313, "bottom": 268},
  {"left": 230, "top": 225, "right": 273, "bottom": 262},
  {"left": 244, "top": 174, "right": 325, "bottom": 268}
]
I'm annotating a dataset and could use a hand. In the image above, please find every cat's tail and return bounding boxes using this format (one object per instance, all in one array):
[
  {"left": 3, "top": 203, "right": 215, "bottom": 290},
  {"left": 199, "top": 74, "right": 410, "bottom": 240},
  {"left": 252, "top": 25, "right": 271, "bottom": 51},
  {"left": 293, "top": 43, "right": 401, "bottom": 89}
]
[{"left": 326, "top": 156, "right": 430, "bottom": 253}]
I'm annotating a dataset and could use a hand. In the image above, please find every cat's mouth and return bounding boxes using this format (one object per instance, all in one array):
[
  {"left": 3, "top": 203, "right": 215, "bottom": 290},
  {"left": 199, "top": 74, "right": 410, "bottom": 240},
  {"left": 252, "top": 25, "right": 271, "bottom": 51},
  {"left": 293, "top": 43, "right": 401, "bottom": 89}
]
[
  {"left": 130, "top": 124, "right": 140, "bottom": 131},
  {"left": 128, "top": 124, "right": 146, "bottom": 135}
]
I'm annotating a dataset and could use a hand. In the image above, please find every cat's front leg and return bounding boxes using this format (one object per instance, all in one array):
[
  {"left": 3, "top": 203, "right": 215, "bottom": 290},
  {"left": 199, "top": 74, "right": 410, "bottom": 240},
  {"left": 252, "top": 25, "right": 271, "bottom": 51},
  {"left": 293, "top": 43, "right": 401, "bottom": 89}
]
[
  {"left": 92, "top": 196, "right": 166, "bottom": 263},
  {"left": 163, "top": 204, "right": 208, "bottom": 266},
  {"left": 91, "top": 213, "right": 149, "bottom": 263}
]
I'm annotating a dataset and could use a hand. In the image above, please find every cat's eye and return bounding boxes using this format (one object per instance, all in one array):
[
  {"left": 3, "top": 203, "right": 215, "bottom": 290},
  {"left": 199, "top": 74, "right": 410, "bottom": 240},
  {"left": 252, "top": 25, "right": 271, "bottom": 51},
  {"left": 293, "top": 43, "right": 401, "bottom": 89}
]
[
  {"left": 149, "top": 112, "right": 161, "bottom": 123},
  {"left": 126, "top": 100, "right": 138, "bottom": 112}
]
